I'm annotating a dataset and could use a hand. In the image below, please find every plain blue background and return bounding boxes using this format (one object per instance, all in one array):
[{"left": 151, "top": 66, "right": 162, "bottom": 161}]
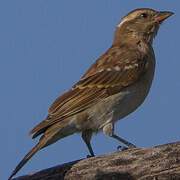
[{"left": 2, "top": 1, "right": 179, "bottom": 179}]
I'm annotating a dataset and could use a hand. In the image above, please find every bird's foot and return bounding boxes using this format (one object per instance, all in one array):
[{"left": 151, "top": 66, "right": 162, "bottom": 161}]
[
  {"left": 117, "top": 144, "right": 136, "bottom": 151},
  {"left": 117, "top": 145, "right": 128, "bottom": 151},
  {"left": 86, "top": 154, "right": 94, "bottom": 158}
]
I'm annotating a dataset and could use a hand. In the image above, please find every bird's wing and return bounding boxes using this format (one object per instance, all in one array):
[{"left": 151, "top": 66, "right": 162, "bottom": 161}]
[{"left": 29, "top": 45, "right": 147, "bottom": 137}]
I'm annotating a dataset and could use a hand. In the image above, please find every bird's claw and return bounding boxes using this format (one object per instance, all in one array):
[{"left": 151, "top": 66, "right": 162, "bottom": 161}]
[
  {"left": 117, "top": 145, "right": 128, "bottom": 151},
  {"left": 86, "top": 154, "right": 94, "bottom": 158},
  {"left": 117, "top": 144, "right": 136, "bottom": 151}
]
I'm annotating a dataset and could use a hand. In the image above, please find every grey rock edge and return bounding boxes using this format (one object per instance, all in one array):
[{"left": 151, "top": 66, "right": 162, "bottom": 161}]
[{"left": 13, "top": 141, "right": 180, "bottom": 180}]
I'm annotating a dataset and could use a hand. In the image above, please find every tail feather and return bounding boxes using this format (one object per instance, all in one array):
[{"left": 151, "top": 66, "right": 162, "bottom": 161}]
[
  {"left": 8, "top": 137, "right": 47, "bottom": 180},
  {"left": 9, "top": 120, "right": 74, "bottom": 180}
]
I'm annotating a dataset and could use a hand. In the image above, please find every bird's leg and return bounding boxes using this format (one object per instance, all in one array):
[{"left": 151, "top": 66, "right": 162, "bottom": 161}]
[
  {"left": 82, "top": 129, "right": 95, "bottom": 157},
  {"left": 103, "top": 123, "right": 136, "bottom": 150},
  {"left": 112, "top": 134, "right": 136, "bottom": 148}
]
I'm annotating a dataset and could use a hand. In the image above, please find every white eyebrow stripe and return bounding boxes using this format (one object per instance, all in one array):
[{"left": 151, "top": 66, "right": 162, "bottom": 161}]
[
  {"left": 117, "top": 17, "right": 132, "bottom": 27},
  {"left": 117, "top": 11, "right": 140, "bottom": 27},
  {"left": 117, "top": 16, "right": 131, "bottom": 27},
  {"left": 117, "top": 20, "right": 125, "bottom": 27}
]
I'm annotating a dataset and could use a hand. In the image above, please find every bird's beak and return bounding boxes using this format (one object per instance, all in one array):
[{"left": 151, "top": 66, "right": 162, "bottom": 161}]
[{"left": 155, "top": 11, "right": 174, "bottom": 23}]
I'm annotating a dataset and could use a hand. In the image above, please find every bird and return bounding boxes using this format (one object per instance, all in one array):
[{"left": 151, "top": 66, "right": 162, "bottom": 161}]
[{"left": 9, "top": 8, "right": 173, "bottom": 179}]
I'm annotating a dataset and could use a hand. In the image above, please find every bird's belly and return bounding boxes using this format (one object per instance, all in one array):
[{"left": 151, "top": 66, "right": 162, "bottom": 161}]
[
  {"left": 112, "top": 84, "right": 149, "bottom": 122},
  {"left": 86, "top": 80, "right": 152, "bottom": 131}
]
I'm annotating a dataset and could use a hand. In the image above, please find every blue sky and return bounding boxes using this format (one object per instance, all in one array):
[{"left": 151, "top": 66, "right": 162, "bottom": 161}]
[{"left": 2, "top": 1, "right": 179, "bottom": 179}]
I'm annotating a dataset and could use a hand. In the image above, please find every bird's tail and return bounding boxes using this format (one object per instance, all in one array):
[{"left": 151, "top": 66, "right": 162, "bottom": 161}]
[
  {"left": 8, "top": 136, "right": 48, "bottom": 180},
  {"left": 9, "top": 119, "right": 77, "bottom": 180}
]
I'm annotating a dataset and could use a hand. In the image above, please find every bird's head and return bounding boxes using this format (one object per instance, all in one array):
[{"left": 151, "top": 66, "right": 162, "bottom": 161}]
[{"left": 113, "top": 8, "right": 174, "bottom": 45}]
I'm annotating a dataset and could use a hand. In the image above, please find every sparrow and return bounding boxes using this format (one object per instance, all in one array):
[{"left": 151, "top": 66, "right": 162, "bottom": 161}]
[{"left": 9, "top": 8, "right": 173, "bottom": 179}]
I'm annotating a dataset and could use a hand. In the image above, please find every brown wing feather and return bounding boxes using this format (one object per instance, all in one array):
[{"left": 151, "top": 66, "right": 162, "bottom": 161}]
[
  {"left": 29, "top": 45, "right": 146, "bottom": 137},
  {"left": 29, "top": 88, "right": 108, "bottom": 136}
]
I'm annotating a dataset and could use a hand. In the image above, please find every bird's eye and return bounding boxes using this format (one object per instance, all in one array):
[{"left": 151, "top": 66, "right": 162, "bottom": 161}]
[{"left": 140, "top": 13, "right": 148, "bottom": 18}]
